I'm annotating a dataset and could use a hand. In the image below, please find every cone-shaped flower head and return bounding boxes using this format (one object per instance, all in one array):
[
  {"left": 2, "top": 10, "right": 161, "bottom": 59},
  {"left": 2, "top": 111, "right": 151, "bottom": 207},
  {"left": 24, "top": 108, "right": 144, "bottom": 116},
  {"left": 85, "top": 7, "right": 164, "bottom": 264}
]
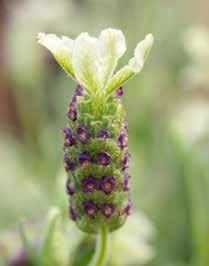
[{"left": 38, "top": 28, "right": 153, "bottom": 233}]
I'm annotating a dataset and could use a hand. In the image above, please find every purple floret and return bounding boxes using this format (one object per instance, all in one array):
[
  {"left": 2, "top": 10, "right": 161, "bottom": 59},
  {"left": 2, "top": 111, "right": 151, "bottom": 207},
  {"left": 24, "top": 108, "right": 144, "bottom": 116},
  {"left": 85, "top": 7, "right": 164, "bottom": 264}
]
[
  {"left": 100, "top": 176, "right": 115, "bottom": 194},
  {"left": 121, "top": 152, "right": 130, "bottom": 170},
  {"left": 77, "top": 124, "right": 90, "bottom": 144},
  {"left": 66, "top": 178, "right": 74, "bottom": 195},
  {"left": 67, "top": 109, "right": 77, "bottom": 121},
  {"left": 83, "top": 201, "right": 98, "bottom": 218},
  {"left": 97, "top": 152, "right": 111, "bottom": 166},
  {"left": 61, "top": 127, "right": 75, "bottom": 147},
  {"left": 69, "top": 95, "right": 77, "bottom": 111},
  {"left": 75, "top": 84, "right": 84, "bottom": 96},
  {"left": 118, "top": 132, "right": 128, "bottom": 149},
  {"left": 82, "top": 176, "right": 99, "bottom": 192},
  {"left": 123, "top": 172, "right": 130, "bottom": 191},
  {"left": 115, "top": 87, "right": 124, "bottom": 96},
  {"left": 79, "top": 152, "right": 92, "bottom": 165},
  {"left": 101, "top": 203, "right": 115, "bottom": 218},
  {"left": 98, "top": 129, "right": 109, "bottom": 139},
  {"left": 64, "top": 154, "right": 75, "bottom": 171}
]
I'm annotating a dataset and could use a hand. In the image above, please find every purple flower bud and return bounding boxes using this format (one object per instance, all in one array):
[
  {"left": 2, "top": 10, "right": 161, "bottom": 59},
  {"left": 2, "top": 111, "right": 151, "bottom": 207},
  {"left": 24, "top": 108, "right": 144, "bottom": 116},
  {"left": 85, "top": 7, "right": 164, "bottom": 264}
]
[
  {"left": 77, "top": 124, "right": 90, "bottom": 144},
  {"left": 122, "top": 120, "right": 128, "bottom": 133},
  {"left": 79, "top": 152, "right": 92, "bottom": 165},
  {"left": 97, "top": 152, "right": 111, "bottom": 166},
  {"left": 121, "top": 152, "right": 130, "bottom": 170},
  {"left": 100, "top": 176, "right": 115, "bottom": 194},
  {"left": 123, "top": 172, "right": 130, "bottom": 191},
  {"left": 101, "top": 203, "right": 115, "bottom": 218},
  {"left": 115, "top": 87, "right": 124, "bottom": 96},
  {"left": 64, "top": 154, "right": 75, "bottom": 171},
  {"left": 118, "top": 132, "right": 128, "bottom": 149},
  {"left": 82, "top": 176, "right": 99, "bottom": 192},
  {"left": 69, "top": 205, "right": 77, "bottom": 221},
  {"left": 69, "top": 95, "right": 77, "bottom": 111},
  {"left": 8, "top": 249, "right": 29, "bottom": 266},
  {"left": 98, "top": 129, "right": 109, "bottom": 139},
  {"left": 61, "top": 127, "right": 75, "bottom": 147},
  {"left": 119, "top": 198, "right": 132, "bottom": 216},
  {"left": 75, "top": 84, "right": 84, "bottom": 96},
  {"left": 67, "top": 109, "right": 77, "bottom": 121},
  {"left": 83, "top": 201, "right": 98, "bottom": 218},
  {"left": 66, "top": 178, "right": 74, "bottom": 195}
]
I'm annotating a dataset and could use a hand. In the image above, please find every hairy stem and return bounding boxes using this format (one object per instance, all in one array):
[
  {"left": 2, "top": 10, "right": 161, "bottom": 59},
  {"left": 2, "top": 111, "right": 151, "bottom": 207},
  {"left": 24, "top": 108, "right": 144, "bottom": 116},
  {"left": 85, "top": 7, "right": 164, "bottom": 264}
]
[{"left": 89, "top": 226, "right": 109, "bottom": 266}]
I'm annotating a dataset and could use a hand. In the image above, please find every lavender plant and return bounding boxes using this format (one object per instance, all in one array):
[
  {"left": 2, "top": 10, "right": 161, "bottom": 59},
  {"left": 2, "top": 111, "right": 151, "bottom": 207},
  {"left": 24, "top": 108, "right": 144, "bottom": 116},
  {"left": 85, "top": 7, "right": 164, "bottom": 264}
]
[{"left": 37, "top": 28, "right": 153, "bottom": 265}]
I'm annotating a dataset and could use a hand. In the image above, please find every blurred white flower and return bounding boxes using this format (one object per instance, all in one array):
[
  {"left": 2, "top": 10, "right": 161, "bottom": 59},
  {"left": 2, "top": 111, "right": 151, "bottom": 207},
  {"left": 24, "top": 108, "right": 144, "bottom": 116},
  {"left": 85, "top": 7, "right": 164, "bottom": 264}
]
[
  {"left": 182, "top": 26, "right": 209, "bottom": 89},
  {"left": 171, "top": 100, "right": 209, "bottom": 147},
  {"left": 110, "top": 212, "right": 155, "bottom": 266},
  {"left": 38, "top": 30, "right": 153, "bottom": 92}
]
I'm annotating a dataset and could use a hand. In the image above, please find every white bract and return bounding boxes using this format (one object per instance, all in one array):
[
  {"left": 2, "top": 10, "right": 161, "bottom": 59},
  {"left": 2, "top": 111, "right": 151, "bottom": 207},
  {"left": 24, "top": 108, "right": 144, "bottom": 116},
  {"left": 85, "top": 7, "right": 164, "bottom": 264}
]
[{"left": 37, "top": 29, "right": 153, "bottom": 93}]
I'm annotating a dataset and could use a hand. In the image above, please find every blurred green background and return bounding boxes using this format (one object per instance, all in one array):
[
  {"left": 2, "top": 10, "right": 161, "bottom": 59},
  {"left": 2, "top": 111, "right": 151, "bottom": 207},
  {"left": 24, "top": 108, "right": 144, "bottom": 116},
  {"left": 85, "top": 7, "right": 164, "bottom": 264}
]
[{"left": 0, "top": 0, "right": 209, "bottom": 265}]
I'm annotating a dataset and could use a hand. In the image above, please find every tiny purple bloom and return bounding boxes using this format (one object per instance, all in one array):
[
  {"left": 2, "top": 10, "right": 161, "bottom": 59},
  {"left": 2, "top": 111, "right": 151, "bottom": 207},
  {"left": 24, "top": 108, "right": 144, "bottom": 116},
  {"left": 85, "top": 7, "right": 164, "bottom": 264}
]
[
  {"left": 115, "top": 87, "right": 124, "bottom": 96},
  {"left": 97, "top": 152, "right": 111, "bottom": 166},
  {"left": 67, "top": 109, "right": 77, "bottom": 121},
  {"left": 61, "top": 127, "right": 75, "bottom": 147},
  {"left": 66, "top": 178, "right": 74, "bottom": 195},
  {"left": 77, "top": 124, "right": 90, "bottom": 144},
  {"left": 69, "top": 205, "right": 77, "bottom": 221},
  {"left": 69, "top": 95, "right": 77, "bottom": 111},
  {"left": 98, "top": 129, "right": 109, "bottom": 139},
  {"left": 119, "top": 198, "right": 132, "bottom": 216},
  {"left": 83, "top": 201, "right": 98, "bottom": 218},
  {"left": 82, "top": 176, "right": 99, "bottom": 192},
  {"left": 100, "top": 176, "right": 115, "bottom": 194},
  {"left": 79, "top": 152, "right": 92, "bottom": 165},
  {"left": 123, "top": 172, "right": 130, "bottom": 191},
  {"left": 75, "top": 84, "right": 84, "bottom": 96},
  {"left": 64, "top": 154, "right": 75, "bottom": 171},
  {"left": 121, "top": 152, "right": 130, "bottom": 170},
  {"left": 118, "top": 132, "right": 128, "bottom": 149},
  {"left": 101, "top": 203, "right": 115, "bottom": 218}
]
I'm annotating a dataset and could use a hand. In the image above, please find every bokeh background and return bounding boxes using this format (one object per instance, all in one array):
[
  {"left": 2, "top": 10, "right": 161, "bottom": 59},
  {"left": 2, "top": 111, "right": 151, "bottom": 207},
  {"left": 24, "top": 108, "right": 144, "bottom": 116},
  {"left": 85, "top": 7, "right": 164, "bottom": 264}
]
[{"left": 0, "top": 0, "right": 209, "bottom": 265}]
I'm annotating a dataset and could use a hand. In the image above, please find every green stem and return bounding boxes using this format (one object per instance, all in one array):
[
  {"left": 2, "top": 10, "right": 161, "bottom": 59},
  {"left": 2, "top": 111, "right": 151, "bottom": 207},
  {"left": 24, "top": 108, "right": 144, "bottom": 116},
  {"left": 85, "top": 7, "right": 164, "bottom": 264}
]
[{"left": 89, "top": 226, "right": 109, "bottom": 266}]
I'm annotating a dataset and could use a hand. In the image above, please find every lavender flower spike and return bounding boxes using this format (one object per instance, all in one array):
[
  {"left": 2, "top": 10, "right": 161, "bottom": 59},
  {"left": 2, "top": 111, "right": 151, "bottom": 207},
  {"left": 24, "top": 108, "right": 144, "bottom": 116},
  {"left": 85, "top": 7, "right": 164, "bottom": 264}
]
[{"left": 38, "top": 28, "right": 153, "bottom": 234}]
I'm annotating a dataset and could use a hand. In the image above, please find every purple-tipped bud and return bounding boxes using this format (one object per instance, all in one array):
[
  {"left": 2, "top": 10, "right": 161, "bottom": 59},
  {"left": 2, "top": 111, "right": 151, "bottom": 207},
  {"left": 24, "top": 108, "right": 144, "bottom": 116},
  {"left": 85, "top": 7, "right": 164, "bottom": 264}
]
[
  {"left": 119, "top": 198, "right": 132, "bottom": 216},
  {"left": 66, "top": 178, "right": 74, "bottom": 195},
  {"left": 67, "top": 109, "right": 77, "bottom": 121},
  {"left": 62, "top": 127, "right": 75, "bottom": 147},
  {"left": 115, "top": 87, "right": 124, "bottom": 96},
  {"left": 121, "top": 152, "right": 130, "bottom": 170},
  {"left": 64, "top": 154, "right": 75, "bottom": 171},
  {"left": 77, "top": 124, "right": 90, "bottom": 144},
  {"left": 118, "top": 132, "right": 128, "bottom": 149},
  {"left": 97, "top": 152, "right": 111, "bottom": 166},
  {"left": 69, "top": 95, "right": 77, "bottom": 111},
  {"left": 101, "top": 203, "right": 115, "bottom": 218},
  {"left": 100, "top": 176, "right": 115, "bottom": 194},
  {"left": 79, "top": 152, "right": 92, "bottom": 165},
  {"left": 82, "top": 176, "right": 99, "bottom": 192},
  {"left": 98, "top": 129, "right": 110, "bottom": 139},
  {"left": 123, "top": 172, "right": 130, "bottom": 191},
  {"left": 75, "top": 84, "right": 84, "bottom": 96},
  {"left": 83, "top": 201, "right": 98, "bottom": 218},
  {"left": 70, "top": 205, "right": 77, "bottom": 221}
]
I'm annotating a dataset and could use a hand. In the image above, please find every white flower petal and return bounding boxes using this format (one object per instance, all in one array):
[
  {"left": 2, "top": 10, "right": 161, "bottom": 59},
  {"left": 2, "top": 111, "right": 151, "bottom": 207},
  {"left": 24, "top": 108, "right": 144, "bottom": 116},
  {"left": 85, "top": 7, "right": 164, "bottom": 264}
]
[
  {"left": 104, "top": 34, "right": 154, "bottom": 94},
  {"left": 37, "top": 33, "right": 75, "bottom": 77},
  {"left": 129, "top": 33, "right": 154, "bottom": 73},
  {"left": 72, "top": 33, "right": 103, "bottom": 92},
  {"left": 99, "top": 28, "right": 126, "bottom": 85}
]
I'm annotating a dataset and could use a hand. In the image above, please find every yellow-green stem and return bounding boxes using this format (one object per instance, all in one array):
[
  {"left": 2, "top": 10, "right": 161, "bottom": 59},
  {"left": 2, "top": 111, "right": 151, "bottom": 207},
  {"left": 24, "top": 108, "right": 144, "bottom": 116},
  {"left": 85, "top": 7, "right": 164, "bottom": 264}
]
[{"left": 88, "top": 226, "right": 109, "bottom": 266}]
